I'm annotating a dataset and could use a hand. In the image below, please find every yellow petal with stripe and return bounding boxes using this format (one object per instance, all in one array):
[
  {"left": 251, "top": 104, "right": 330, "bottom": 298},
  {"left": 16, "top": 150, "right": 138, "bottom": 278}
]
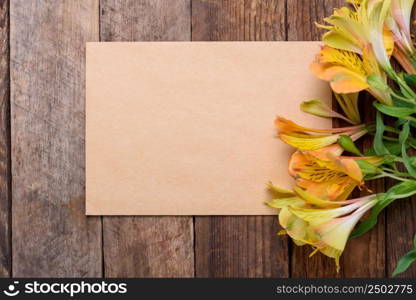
[
  {"left": 315, "top": 199, "right": 376, "bottom": 251},
  {"left": 266, "top": 197, "right": 304, "bottom": 209},
  {"left": 266, "top": 181, "right": 295, "bottom": 198},
  {"left": 279, "top": 133, "right": 340, "bottom": 151},
  {"left": 288, "top": 197, "right": 369, "bottom": 226}
]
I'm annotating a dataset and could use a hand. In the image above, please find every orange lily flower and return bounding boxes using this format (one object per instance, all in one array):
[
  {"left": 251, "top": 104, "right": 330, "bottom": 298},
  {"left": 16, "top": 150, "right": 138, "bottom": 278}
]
[
  {"left": 267, "top": 184, "right": 379, "bottom": 271},
  {"left": 387, "top": 0, "right": 416, "bottom": 73},
  {"left": 290, "top": 195, "right": 378, "bottom": 270},
  {"left": 310, "top": 45, "right": 392, "bottom": 105},
  {"left": 288, "top": 147, "right": 382, "bottom": 201},
  {"left": 289, "top": 150, "right": 362, "bottom": 201},
  {"left": 317, "top": 0, "right": 394, "bottom": 70}
]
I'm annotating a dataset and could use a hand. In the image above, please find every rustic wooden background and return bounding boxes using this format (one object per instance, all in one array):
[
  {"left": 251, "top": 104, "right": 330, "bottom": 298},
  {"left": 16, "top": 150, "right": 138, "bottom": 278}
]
[{"left": 0, "top": 0, "right": 415, "bottom": 278}]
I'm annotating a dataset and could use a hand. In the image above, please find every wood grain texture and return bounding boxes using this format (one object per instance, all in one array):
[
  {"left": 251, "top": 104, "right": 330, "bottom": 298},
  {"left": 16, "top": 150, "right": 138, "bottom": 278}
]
[
  {"left": 386, "top": 194, "right": 416, "bottom": 277},
  {"left": 0, "top": 0, "right": 10, "bottom": 278},
  {"left": 191, "top": 0, "right": 285, "bottom": 41},
  {"left": 192, "top": 0, "right": 289, "bottom": 278},
  {"left": 100, "top": 0, "right": 195, "bottom": 278},
  {"left": 3, "top": 0, "right": 414, "bottom": 278},
  {"left": 287, "top": 0, "right": 386, "bottom": 277},
  {"left": 10, "top": 0, "right": 102, "bottom": 277},
  {"left": 100, "top": 0, "right": 191, "bottom": 41}
]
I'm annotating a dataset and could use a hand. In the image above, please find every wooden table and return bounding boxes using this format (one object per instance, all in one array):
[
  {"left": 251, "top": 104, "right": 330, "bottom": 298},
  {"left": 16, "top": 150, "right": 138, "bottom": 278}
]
[{"left": 0, "top": 0, "right": 415, "bottom": 278}]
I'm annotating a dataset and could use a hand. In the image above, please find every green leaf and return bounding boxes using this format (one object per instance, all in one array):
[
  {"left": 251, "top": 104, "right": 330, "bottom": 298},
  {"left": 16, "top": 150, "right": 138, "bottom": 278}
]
[
  {"left": 385, "top": 180, "right": 416, "bottom": 199},
  {"left": 382, "top": 155, "right": 397, "bottom": 164},
  {"left": 338, "top": 135, "right": 363, "bottom": 156},
  {"left": 365, "top": 140, "right": 403, "bottom": 156},
  {"left": 399, "top": 122, "right": 416, "bottom": 178},
  {"left": 392, "top": 249, "right": 416, "bottom": 276},
  {"left": 396, "top": 72, "right": 415, "bottom": 99},
  {"left": 395, "top": 117, "right": 416, "bottom": 132},
  {"left": 374, "top": 102, "right": 416, "bottom": 118},
  {"left": 393, "top": 97, "right": 416, "bottom": 108},
  {"left": 351, "top": 181, "right": 416, "bottom": 238},
  {"left": 399, "top": 121, "right": 410, "bottom": 145},
  {"left": 374, "top": 111, "right": 390, "bottom": 155},
  {"left": 404, "top": 74, "right": 416, "bottom": 87}
]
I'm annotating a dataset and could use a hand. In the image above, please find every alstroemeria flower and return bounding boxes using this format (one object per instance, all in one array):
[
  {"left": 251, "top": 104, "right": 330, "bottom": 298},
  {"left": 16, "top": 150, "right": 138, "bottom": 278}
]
[
  {"left": 387, "top": 0, "right": 416, "bottom": 73},
  {"left": 318, "top": 6, "right": 394, "bottom": 55},
  {"left": 267, "top": 188, "right": 325, "bottom": 246},
  {"left": 317, "top": 0, "right": 394, "bottom": 71},
  {"left": 275, "top": 116, "right": 367, "bottom": 151},
  {"left": 278, "top": 206, "right": 317, "bottom": 246},
  {"left": 289, "top": 148, "right": 364, "bottom": 201},
  {"left": 267, "top": 183, "right": 353, "bottom": 211},
  {"left": 389, "top": 0, "right": 415, "bottom": 53},
  {"left": 267, "top": 184, "right": 361, "bottom": 245},
  {"left": 316, "top": 6, "right": 365, "bottom": 54},
  {"left": 267, "top": 184, "right": 379, "bottom": 270},
  {"left": 292, "top": 149, "right": 383, "bottom": 199},
  {"left": 359, "top": 0, "right": 394, "bottom": 71},
  {"left": 268, "top": 186, "right": 379, "bottom": 270},
  {"left": 291, "top": 195, "right": 378, "bottom": 270},
  {"left": 310, "top": 45, "right": 392, "bottom": 105}
]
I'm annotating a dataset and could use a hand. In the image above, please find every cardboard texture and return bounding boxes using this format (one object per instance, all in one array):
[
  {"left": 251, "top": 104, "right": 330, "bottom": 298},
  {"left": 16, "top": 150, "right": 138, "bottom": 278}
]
[{"left": 86, "top": 42, "right": 331, "bottom": 215}]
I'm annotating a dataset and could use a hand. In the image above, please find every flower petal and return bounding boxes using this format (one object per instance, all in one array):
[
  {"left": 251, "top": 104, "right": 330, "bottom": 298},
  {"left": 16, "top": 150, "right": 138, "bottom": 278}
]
[
  {"left": 279, "top": 133, "right": 340, "bottom": 151},
  {"left": 267, "top": 197, "right": 304, "bottom": 209},
  {"left": 289, "top": 196, "right": 370, "bottom": 226},
  {"left": 315, "top": 199, "right": 377, "bottom": 251},
  {"left": 275, "top": 116, "right": 363, "bottom": 134}
]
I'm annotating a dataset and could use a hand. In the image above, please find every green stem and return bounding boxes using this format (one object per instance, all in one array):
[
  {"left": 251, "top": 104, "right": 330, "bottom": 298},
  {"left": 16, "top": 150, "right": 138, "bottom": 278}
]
[
  {"left": 382, "top": 172, "right": 412, "bottom": 182},
  {"left": 406, "top": 116, "right": 416, "bottom": 123},
  {"left": 389, "top": 70, "right": 416, "bottom": 99},
  {"left": 381, "top": 167, "right": 411, "bottom": 178},
  {"left": 390, "top": 89, "right": 416, "bottom": 103},
  {"left": 382, "top": 135, "right": 398, "bottom": 142}
]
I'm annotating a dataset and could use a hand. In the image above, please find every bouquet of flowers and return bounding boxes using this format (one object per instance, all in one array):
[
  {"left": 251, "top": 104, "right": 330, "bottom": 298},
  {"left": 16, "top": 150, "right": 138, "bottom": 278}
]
[{"left": 268, "top": 0, "right": 416, "bottom": 275}]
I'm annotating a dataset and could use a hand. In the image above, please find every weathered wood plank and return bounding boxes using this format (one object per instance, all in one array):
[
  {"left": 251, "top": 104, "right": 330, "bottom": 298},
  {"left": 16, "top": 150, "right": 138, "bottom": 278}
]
[
  {"left": 287, "top": 0, "right": 386, "bottom": 277},
  {"left": 0, "top": 0, "right": 10, "bottom": 278},
  {"left": 100, "top": 0, "right": 194, "bottom": 278},
  {"left": 10, "top": 0, "right": 102, "bottom": 277},
  {"left": 191, "top": 0, "right": 285, "bottom": 41},
  {"left": 386, "top": 195, "right": 416, "bottom": 277},
  {"left": 192, "top": 0, "right": 288, "bottom": 278}
]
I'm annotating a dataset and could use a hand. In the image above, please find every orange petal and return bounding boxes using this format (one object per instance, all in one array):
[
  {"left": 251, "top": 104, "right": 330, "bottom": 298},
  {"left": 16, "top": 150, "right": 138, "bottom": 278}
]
[
  {"left": 307, "top": 145, "right": 344, "bottom": 160},
  {"left": 275, "top": 116, "right": 364, "bottom": 134},
  {"left": 326, "top": 152, "right": 363, "bottom": 183},
  {"left": 323, "top": 66, "right": 369, "bottom": 93}
]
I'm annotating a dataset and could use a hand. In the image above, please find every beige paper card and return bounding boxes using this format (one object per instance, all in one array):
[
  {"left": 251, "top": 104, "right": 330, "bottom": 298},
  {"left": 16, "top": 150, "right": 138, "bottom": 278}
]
[{"left": 86, "top": 42, "right": 331, "bottom": 215}]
